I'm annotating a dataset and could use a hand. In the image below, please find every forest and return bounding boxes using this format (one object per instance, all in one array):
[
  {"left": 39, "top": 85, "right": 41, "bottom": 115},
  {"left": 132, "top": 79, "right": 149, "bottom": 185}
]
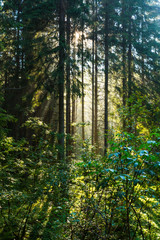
[{"left": 0, "top": 0, "right": 160, "bottom": 239}]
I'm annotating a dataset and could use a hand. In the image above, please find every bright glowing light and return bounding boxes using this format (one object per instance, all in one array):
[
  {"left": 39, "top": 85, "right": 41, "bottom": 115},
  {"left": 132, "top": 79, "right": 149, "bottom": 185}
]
[{"left": 75, "top": 31, "right": 80, "bottom": 42}]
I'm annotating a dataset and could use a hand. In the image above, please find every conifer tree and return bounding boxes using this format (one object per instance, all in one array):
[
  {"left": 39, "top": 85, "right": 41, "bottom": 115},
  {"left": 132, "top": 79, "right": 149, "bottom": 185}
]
[
  {"left": 58, "top": 0, "right": 65, "bottom": 160},
  {"left": 66, "top": 0, "right": 71, "bottom": 158},
  {"left": 94, "top": 0, "right": 99, "bottom": 150},
  {"left": 104, "top": 0, "right": 109, "bottom": 154}
]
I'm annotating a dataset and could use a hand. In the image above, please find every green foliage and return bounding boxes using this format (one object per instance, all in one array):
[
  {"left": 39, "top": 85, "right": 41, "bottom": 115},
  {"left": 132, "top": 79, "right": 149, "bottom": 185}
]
[
  {"left": 1, "top": 103, "right": 160, "bottom": 239},
  {"left": 0, "top": 0, "right": 160, "bottom": 239},
  {"left": 0, "top": 118, "right": 160, "bottom": 239},
  {"left": 119, "top": 93, "right": 160, "bottom": 133},
  {"left": 69, "top": 130, "right": 160, "bottom": 239},
  {"left": 0, "top": 118, "right": 68, "bottom": 239}
]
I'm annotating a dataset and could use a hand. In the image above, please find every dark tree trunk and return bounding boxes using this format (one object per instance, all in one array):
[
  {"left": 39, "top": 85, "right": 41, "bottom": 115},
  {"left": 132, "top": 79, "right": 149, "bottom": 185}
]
[
  {"left": 128, "top": 16, "right": 132, "bottom": 100},
  {"left": 104, "top": 1, "right": 109, "bottom": 155},
  {"left": 92, "top": 1, "right": 95, "bottom": 146},
  {"left": 128, "top": 4, "right": 132, "bottom": 132},
  {"left": 58, "top": 0, "right": 65, "bottom": 160},
  {"left": 72, "top": 31, "right": 76, "bottom": 138},
  {"left": 16, "top": 8, "right": 20, "bottom": 88},
  {"left": 141, "top": 18, "right": 145, "bottom": 85},
  {"left": 15, "top": 2, "right": 21, "bottom": 140},
  {"left": 72, "top": 95, "right": 76, "bottom": 136},
  {"left": 66, "top": 1, "right": 71, "bottom": 158},
  {"left": 82, "top": 24, "right": 85, "bottom": 141},
  {"left": 95, "top": 0, "right": 98, "bottom": 150},
  {"left": 122, "top": 0, "right": 127, "bottom": 130}
]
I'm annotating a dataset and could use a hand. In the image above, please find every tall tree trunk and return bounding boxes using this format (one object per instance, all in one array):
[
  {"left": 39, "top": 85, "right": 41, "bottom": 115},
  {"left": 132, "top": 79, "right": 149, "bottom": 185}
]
[
  {"left": 66, "top": 1, "right": 71, "bottom": 158},
  {"left": 15, "top": 3, "right": 20, "bottom": 140},
  {"left": 141, "top": 17, "right": 145, "bottom": 86},
  {"left": 72, "top": 30, "right": 76, "bottom": 138},
  {"left": 82, "top": 23, "right": 85, "bottom": 141},
  {"left": 16, "top": 7, "right": 20, "bottom": 88},
  {"left": 58, "top": 0, "right": 65, "bottom": 160},
  {"left": 128, "top": 4, "right": 132, "bottom": 132},
  {"left": 58, "top": 1, "right": 69, "bottom": 228},
  {"left": 122, "top": 0, "right": 127, "bottom": 130},
  {"left": 92, "top": 0, "right": 95, "bottom": 146},
  {"left": 95, "top": 0, "right": 98, "bottom": 150},
  {"left": 128, "top": 15, "right": 132, "bottom": 99},
  {"left": 104, "top": 1, "right": 109, "bottom": 155},
  {"left": 72, "top": 95, "right": 76, "bottom": 135}
]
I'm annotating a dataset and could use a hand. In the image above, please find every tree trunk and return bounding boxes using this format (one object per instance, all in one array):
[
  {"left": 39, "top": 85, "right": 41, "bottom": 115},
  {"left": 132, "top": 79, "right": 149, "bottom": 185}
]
[
  {"left": 58, "top": 0, "right": 65, "bottom": 160},
  {"left": 104, "top": 1, "right": 109, "bottom": 155},
  {"left": 66, "top": 1, "right": 71, "bottom": 158},
  {"left": 72, "top": 30, "right": 76, "bottom": 138},
  {"left": 92, "top": 0, "right": 95, "bottom": 146},
  {"left": 72, "top": 95, "right": 76, "bottom": 136},
  {"left": 128, "top": 4, "right": 132, "bottom": 132},
  {"left": 95, "top": 0, "right": 98, "bottom": 150},
  {"left": 82, "top": 23, "right": 85, "bottom": 141},
  {"left": 15, "top": 2, "right": 20, "bottom": 140},
  {"left": 122, "top": 0, "right": 127, "bottom": 130},
  {"left": 141, "top": 17, "right": 145, "bottom": 86},
  {"left": 128, "top": 16, "right": 132, "bottom": 100}
]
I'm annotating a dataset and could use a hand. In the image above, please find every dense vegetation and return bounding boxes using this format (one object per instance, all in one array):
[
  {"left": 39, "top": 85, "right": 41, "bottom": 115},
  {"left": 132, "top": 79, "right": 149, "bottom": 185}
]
[{"left": 0, "top": 0, "right": 160, "bottom": 239}]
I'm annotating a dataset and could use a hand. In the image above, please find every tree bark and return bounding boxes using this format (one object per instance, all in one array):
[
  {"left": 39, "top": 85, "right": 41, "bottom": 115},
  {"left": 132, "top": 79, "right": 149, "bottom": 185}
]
[
  {"left": 128, "top": 14, "right": 132, "bottom": 100},
  {"left": 92, "top": 0, "right": 95, "bottom": 146},
  {"left": 72, "top": 30, "right": 76, "bottom": 137},
  {"left": 82, "top": 22, "right": 85, "bottom": 141},
  {"left": 128, "top": 3, "right": 132, "bottom": 132},
  {"left": 58, "top": 0, "right": 65, "bottom": 160},
  {"left": 141, "top": 16, "right": 145, "bottom": 85},
  {"left": 66, "top": 1, "right": 71, "bottom": 158},
  {"left": 104, "top": 0, "right": 109, "bottom": 155},
  {"left": 122, "top": 0, "right": 127, "bottom": 130},
  {"left": 95, "top": 0, "right": 98, "bottom": 150}
]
